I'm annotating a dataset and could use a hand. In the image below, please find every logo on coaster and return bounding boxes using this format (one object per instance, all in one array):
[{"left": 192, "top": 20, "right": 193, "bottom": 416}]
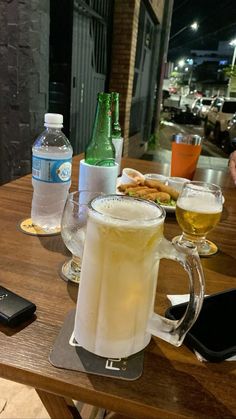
[
  {"left": 18, "top": 218, "right": 61, "bottom": 236},
  {"left": 49, "top": 313, "right": 144, "bottom": 381}
]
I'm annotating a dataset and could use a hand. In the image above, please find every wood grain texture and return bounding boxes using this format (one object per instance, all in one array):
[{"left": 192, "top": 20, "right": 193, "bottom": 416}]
[
  {"left": 36, "top": 390, "right": 82, "bottom": 419},
  {"left": 0, "top": 154, "right": 235, "bottom": 418}
]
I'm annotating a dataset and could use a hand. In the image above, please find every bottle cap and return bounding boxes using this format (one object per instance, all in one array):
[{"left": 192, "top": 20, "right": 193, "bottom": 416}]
[{"left": 44, "top": 113, "right": 63, "bottom": 128}]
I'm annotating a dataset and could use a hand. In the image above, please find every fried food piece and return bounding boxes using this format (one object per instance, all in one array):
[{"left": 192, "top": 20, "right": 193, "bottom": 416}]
[
  {"left": 124, "top": 186, "right": 152, "bottom": 193},
  {"left": 135, "top": 177, "right": 145, "bottom": 185},
  {"left": 118, "top": 183, "right": 138, "bottom": 192},
  {"left": 145, "top": 192, "right": 171, "bottom": 203},
  {"left": 118, "top": 178, "right": 146, "bottom": 192},
  {"left": 144, "top": 179, "right": 179, "bottom": 200},
  {"left": 144, "top": 179, "right": 162, "bottom": 189},
  {"left": 128, "top": 187, "right": 157, "bottom": 197},
  {"left": 119, "top": 184, "right": 155, "bottom": 194},
  {"left": 118, "top": 178, "right": 178, "bottom": 205},
  {"left": 165, "top": 186, "right": 179, "bottom": 201}
]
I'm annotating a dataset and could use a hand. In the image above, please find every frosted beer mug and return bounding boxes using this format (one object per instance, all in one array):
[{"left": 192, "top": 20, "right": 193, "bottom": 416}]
[
  {"left": 74, "top": 195, "right": 205, "bottom": 359},
  {"left": 171, "top": 134, "right": 202, "bottom": 180}
]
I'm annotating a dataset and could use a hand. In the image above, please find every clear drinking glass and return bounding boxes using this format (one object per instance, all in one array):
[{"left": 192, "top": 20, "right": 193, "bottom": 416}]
[
  {"left": 173, "top": 181, "right": 223, "bottom": 256},
  {"left": 60, "top": 191, "right": 101, "bottom": 283}
]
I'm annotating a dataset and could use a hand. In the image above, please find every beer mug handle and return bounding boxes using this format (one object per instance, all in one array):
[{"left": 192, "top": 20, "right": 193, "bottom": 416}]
[{"left": 147, "top": 238, "right": 205, "bottom": 347}]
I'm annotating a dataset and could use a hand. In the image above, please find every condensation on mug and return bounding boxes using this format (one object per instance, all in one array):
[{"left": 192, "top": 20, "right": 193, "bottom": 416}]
[{"left": 73, "top": 195, "right": 205, "bottom": 359}]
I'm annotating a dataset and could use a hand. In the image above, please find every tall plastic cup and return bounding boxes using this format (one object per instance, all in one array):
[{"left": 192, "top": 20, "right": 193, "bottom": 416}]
[{"left": 171, "top": 134, "right": 202, "bottom": 180}]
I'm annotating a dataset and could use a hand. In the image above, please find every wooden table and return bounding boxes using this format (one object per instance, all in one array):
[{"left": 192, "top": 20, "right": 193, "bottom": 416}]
[{"left": 0, "top": 154, "right": 235, "bottom": 418}]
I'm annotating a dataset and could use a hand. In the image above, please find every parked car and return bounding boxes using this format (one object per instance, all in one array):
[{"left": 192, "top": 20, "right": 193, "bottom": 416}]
[
  {"left": 163, "top": 93, "right": 197, "bottom": 112},
  {"left": 204, "top": 97, "right": 236, "bottom": 145},
  {"left": 221, "top": 113, "right": 236, "bottom": 154},
  {"left": 171, "top": 104, "right": 201, "bottom": 125},
  {"left": 191, "top": 97, "right": 213, "bottom": 119},
  {"left": 229, "top": 113, "right": 236, "bottom": 151}
]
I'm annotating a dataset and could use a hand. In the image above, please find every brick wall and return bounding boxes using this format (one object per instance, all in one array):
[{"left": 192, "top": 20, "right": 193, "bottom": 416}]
[
  {"left": 109, "top": 0, "right": 165, "bottom": 157},
  {"left": 0, "top": 0, "right": 49, "bottom": 185},
  {"left": 0, "top": 0, "right": 166, "bottom": 182},
  {"left": 109, "top": 0, "right": 141, "bottom": 157}
]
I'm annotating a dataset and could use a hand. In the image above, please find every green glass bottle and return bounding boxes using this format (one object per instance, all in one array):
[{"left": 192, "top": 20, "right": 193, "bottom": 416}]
[
  {"left": 111, "top": 92, "right": 122, "bottom": 139},
  {"left": 85, "top": 92, "right": 115, "bottom": 166},
  {"left": 111, "top": 92, "right": 123, "bottom": 174}
]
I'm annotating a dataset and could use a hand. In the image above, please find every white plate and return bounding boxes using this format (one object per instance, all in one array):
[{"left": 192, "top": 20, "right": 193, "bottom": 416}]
[
  {"left": 160, "top": 203, "right": 176, "bottom": 213},
  {"left": 116, "top": 178, "right": 176, "bottom": 213}
]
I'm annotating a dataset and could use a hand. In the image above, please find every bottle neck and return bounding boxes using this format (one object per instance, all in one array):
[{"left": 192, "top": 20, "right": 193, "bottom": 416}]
[
  {"left": 113, "top": 99, "right": 119, "bottom": 122},
  {"left": 44, "top": 126, "right": 62, "bottom": 133},
  {"left": 91, "top": 97, "right": 112, "bottom": 143},
  {"left": 112, "top": 96, "right": 122, "bottom": 139}
]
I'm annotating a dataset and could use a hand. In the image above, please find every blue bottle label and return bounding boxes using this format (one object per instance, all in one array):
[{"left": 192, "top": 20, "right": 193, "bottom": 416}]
[{"left": 32, "top": 156, "right": 72, "bottom": 183}]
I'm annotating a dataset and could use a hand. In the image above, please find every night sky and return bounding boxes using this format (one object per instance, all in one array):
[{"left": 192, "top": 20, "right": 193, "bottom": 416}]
[{"left": 168, "top": 0, "right": 236, "bottom": 61}]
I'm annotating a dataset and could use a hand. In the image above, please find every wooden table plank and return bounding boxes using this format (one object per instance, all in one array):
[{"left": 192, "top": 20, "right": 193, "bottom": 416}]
[{"left": 0, "top": 154, "right": 235, "bottom": 418}]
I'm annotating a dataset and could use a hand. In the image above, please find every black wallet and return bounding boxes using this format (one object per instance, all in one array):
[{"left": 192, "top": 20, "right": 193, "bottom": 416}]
[
  {"left": 165, "top": 289, "right": 236, "bottom": 362},
  {"left": 0, "top": 286, "right": 36, "bottom": 327}
]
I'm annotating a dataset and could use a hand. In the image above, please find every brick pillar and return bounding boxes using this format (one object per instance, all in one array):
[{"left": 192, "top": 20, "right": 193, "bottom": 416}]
[
  {"left": 109, "top": 0, "right": 140, "bottom": 157},
  {"left": 0, "top": 0, "right": 49, "bottom": 184}
]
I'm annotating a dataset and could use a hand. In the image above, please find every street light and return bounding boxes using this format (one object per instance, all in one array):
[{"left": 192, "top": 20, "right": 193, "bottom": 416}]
[
  {"left": 229, "top": 39, "right": 236, "bottom": 68},
  {"left": 176, "top": 58, "right": 194, "bottom": 92},
  {"left": 178, "top": 59, "right": 185, "bottom": 68},
  {"left": 227, "top": 38, "right": 236, "bottom": 97},
  {"left": 190, "top": 22, "right": 199, "bottom": 31},
  {"left": 170, "top": 21, "right": 199, "bottom": 41}
]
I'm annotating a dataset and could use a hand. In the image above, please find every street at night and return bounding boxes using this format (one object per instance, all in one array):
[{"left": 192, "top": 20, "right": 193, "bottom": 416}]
[
  {"left": 158, "top": 120, "right": 228, "bottom": 157},
  {"left": 142, "top": 118, "right": 229, "bottom": 172}
]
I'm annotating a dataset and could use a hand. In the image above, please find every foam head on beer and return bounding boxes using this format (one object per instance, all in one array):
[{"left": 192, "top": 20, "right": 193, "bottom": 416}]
[
  {"left": 177, "top": 183, "right": 222, "bottom": 212},
  {"left": 92, "top": 195, "right": 163, "bottom": 224}
]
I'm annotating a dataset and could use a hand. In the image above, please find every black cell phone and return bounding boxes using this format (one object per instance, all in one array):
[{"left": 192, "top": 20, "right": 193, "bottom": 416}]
[
  {"left": 0, "top": 286, "right": 36, "bottom": 327},
  {"left": 165, "top": 289, "right": 236, "bottom": 362}
]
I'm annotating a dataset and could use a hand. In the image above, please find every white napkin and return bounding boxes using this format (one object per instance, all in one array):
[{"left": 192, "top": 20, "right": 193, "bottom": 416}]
[{"left": 167, "top": 294, "right": 236, "bottom": 361}]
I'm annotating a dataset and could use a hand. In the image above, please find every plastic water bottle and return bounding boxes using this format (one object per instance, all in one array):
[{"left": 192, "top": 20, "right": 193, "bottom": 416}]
[{"left": 31, "top": 113, "right": 73, "bottom": 232}]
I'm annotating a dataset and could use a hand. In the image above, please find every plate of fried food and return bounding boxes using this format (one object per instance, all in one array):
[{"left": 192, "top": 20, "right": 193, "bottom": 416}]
[{"left": 117, "top": 175, "right": 179, "bottom": 213}]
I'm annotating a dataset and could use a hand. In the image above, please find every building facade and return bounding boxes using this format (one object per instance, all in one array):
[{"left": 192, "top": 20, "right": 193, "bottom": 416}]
[
  {"left": 0, "top": 0, "right": 49, "bottom": 184},
  {"left": 0, "top": 0, "right": 172, "bottom": 184}
]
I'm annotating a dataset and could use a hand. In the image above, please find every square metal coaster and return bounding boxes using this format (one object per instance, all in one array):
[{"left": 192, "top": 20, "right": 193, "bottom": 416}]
[{"left": 49, "top": 310, "right": 144, "bottom": 380}]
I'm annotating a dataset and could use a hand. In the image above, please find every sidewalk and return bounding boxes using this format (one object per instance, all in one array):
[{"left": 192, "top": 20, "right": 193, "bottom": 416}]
[
  {"left": 0, "top": 379, "right": 49, "bottom": 418},
  {"left": 142, "top": 120, "right": 229, "bottom": 172},
  {"left": 143, "top": 147, "right": 229, "bottom": 171}
]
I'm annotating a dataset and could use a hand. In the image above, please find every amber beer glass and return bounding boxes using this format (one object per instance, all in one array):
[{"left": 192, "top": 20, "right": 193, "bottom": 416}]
[
  {"left": 175, "top": 181, "right": 223, "bottom": 256},
  {"left": 171, "top": 134, "right": 202, "bottom": 180}
]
